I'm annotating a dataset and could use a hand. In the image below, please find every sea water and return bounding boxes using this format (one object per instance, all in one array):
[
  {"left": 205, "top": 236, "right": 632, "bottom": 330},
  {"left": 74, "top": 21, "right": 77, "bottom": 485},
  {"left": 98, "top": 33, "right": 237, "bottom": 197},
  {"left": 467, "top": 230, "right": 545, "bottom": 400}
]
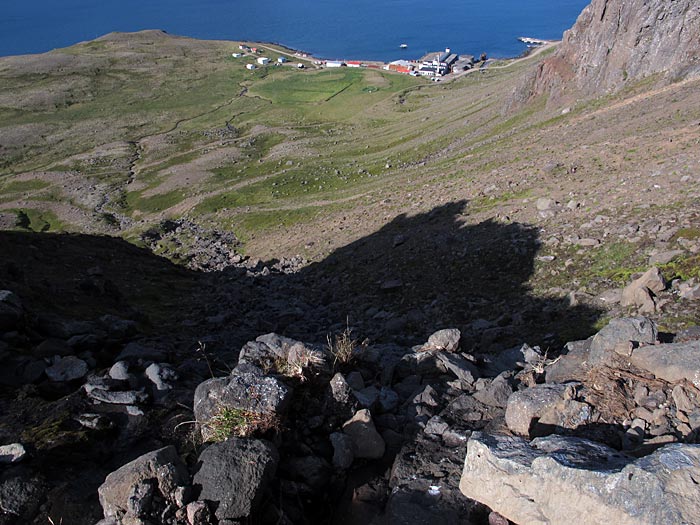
[{"left": 0, "top": 0, "right": 589, "bottom": 60}]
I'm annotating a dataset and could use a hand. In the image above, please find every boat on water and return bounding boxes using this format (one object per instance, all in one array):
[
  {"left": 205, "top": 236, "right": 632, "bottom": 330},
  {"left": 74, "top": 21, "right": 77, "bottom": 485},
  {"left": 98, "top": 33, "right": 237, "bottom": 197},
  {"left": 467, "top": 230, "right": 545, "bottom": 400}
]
[{"left": 399, "top": 43, "right": 408, "bottom": 49}]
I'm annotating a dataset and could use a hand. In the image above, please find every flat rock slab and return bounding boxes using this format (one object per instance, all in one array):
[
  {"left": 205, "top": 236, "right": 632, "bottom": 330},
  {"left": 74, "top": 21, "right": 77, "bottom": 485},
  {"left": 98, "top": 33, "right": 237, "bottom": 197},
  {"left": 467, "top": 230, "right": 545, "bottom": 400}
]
[
  {"left": 460, "top": 432, "right": 700, "bottom": 525},
  {"left": 436, "top": 351, "right": 479, "bottom": 386},
  {"left": 630, "top": 340, "right": 700, "bottom": 386}
]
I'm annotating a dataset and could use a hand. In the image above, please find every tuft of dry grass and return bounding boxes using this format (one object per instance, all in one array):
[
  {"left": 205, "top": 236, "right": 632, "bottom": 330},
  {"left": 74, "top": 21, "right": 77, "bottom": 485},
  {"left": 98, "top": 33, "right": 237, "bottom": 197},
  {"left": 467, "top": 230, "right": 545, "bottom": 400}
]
[
  {"left": 204, "top": 406, "right": 279, "bottom": 442},
  {"left": 327, "top": 323, "right": 358, "bottom": 367}
]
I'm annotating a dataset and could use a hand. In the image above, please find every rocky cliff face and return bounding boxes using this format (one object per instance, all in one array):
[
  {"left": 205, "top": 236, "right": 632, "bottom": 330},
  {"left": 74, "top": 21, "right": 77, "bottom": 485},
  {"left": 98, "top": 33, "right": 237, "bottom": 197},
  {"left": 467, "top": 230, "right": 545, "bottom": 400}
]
[{"left": 533, "top": 0, "right": 700, "bottom": 101}]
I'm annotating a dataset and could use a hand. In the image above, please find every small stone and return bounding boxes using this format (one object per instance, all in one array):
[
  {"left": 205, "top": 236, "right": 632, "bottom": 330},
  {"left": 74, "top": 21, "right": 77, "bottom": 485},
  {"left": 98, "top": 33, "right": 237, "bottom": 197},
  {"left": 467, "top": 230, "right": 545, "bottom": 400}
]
[
  {"left": 377, "top": 387, "right": 399, "bottom": 413},
  {"left": 45, "top": 356, "right": 88, "bottom": 382},
  {"left": 87, "top": 388, "right": 148, "bottom": 405},
  {"left": 426, "top": 328, "right": 461, "bottom": 352},
  {"left": 0, "top": 443, "right": 26, "bottom": 464},
  {"left": 672, "top": 385, "right": 697, "bottom": 414},
  {"left": 424, "top": 416, "right": 449, "bottom": 436},
  {"left": 489, "top": 511, "right": 510, "bottom": 525},
  {"left": 75, "top": 413, "right": 114, "bottom": 430},
  {"left": 186, "top": 501, "right": 211, "bottom": 525},
  {"left": 126, "top": 405, "right": 145, "bottom": 416},
  {"left": 145, "top": 362, "right": 178, "bottom": 391},
  {"left": 536, "top": 197, "right": 553, "bottom": 211},
  {"left": 436, "top": 351, "right": 479, "bottom": 386},
  {"left": 679, "top": 283, "right": 700, "bottom": 300},
  {"left": 330, "top": 432, "right": 354, "bottom": 469},
  {"left": 109, "top": 361, "right": 131, "bottom": 381},
  {"left": 649, "top": 250, "right": 684, "bottom": 265},
  {"left": 345, "top": 371, "right": 365, "bottom": 390},
  {"left": 473, "top": 373, "right": 513, "bottom": 408},
  {"left": 342, "top": 409, "right": 385, "bottom": 459},
  {"left": 354, "top": 386, "right": 380, "bottom": 408}
]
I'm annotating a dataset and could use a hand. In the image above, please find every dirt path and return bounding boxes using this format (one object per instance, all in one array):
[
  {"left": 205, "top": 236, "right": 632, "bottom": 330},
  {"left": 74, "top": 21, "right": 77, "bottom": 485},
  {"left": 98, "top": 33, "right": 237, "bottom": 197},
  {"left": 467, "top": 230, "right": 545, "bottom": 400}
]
[{"left": 568, "top": 76, "right": 700, "bottom": 125}]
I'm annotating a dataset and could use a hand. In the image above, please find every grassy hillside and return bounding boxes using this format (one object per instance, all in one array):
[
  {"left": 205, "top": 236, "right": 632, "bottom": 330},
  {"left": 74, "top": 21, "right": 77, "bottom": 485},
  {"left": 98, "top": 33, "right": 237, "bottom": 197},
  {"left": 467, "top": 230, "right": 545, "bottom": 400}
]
[{"left": 1, "top": 30, "right": 699, "bottom": 334}]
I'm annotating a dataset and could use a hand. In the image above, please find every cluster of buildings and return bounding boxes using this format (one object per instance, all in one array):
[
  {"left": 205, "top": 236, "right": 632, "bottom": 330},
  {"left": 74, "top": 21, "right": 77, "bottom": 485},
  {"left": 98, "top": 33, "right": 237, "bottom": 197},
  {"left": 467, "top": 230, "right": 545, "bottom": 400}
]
[
  {"left": 231, "top": 43, "right": 477, "bottom": 79},
  {"left": 324, "top": 48, "right": 475, "bottom": 78},
  {"left": 233, "top": 44, "right": 305, "bottom": 70},
  {"left": 387, "top": 48, "right": 475, "bottom": 78}
]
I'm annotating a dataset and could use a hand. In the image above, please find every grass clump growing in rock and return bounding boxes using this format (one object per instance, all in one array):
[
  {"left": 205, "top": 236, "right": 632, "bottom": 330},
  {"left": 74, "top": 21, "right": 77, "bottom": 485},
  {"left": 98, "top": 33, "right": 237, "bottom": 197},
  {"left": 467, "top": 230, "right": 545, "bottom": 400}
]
[
  {"left": 204, "top": 407, "right": 279, "bottom": 442},
  {"left": 327, "top": 323, "right": 359, "bottom": 368}
]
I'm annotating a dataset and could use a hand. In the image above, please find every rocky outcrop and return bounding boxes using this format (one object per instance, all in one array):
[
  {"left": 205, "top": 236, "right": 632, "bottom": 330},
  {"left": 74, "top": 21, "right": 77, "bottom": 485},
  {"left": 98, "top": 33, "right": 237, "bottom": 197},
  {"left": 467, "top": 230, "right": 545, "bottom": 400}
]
[
  {"left": 532, "top": 0, "right": 700, "bottom": 102},
  {"left": 460, "top": 432, "right": 700, "bottom": 525}
]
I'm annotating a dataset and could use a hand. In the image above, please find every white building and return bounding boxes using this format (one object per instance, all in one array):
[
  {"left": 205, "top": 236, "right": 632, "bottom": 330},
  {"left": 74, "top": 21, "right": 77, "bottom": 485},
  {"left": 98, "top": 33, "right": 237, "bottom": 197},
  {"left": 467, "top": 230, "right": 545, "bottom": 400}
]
[
  {"left": 257, "top": 57, "right": 270, "bottom": 65},
  {"left": 325, "top": 61, "right": 344, "bottom": 68},
  {"left": 246, "top": 64, "right": 256, "bottom": 70}
]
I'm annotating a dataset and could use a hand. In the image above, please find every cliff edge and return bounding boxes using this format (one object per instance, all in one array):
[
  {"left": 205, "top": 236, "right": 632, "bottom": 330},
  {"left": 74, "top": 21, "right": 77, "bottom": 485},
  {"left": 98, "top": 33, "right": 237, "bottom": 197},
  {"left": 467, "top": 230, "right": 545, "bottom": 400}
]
[{"left": 532, "top": 0, "right": 700, "bottom": 103}]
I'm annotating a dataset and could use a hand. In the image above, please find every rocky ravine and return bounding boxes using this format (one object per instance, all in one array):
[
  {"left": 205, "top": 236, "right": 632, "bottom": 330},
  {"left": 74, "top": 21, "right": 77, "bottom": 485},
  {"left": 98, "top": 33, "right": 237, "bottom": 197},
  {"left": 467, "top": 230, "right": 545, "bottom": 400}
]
[
  {"left": 531, "top": 0, "right": 700, "bottom": 103},
  {"left": 2, "top": 270, "right": 700, "bottom": 525}
]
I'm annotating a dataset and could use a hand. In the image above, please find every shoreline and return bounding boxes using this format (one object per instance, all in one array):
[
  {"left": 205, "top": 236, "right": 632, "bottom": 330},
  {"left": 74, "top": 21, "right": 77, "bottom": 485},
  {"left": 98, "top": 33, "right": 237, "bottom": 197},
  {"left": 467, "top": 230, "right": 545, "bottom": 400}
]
[{"left": 237, "top": 35, "right": 557, "bottom": 72}]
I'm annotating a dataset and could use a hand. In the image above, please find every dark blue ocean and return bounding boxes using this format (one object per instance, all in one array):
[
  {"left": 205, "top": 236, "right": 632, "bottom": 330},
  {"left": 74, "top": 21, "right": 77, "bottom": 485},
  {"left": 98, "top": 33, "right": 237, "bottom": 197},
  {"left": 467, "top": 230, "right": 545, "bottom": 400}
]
[{"left": 1, "top": 0, "right": 589, "bottom": 60}]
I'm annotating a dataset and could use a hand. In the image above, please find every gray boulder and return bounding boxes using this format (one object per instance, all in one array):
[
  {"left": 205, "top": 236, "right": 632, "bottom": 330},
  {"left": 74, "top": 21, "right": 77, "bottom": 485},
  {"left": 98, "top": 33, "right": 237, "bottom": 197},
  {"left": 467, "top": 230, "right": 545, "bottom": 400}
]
[
  {"left": 629, "top": 340, "right": 700, "bottom": 384},
  {"left": 98, "top": 446, "right": 189, "bottom": 522},
  {"left": 460, "top": 432, "right": 700, "bottom": 525},
  {"left": 504, "top": 383, "right": 576, "bottom": 436},
  {"left": 589, "top": 317, "right": 657, "bottom": 365},
  {"left": 45, "top": 356, "right": 88, "bottom": 382},
  {"left": 193, "top": 438, "right": 278, "bottom": 521},
  {"left": 426, "top": 328, "right": 461, "bottom": 352},
  {"left": 193, "top": 364, "right": 291, "bottom": 442}
]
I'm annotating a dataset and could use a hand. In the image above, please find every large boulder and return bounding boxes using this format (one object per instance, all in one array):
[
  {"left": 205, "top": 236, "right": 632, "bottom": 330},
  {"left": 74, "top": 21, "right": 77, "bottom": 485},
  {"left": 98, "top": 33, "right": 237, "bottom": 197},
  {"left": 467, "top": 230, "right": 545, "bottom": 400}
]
[
  {"left": 193, "top": 364, "right": 291, "bottom": 442},
  {"left": 98, "top": 446, "right": 189, "bottom": 522},
  {"left": 588, "top": 317, "right": 657, "bottom": 365},
  {"left": 460, "top": 432, "right": 700, "bottom": 525},
  {"left": 193, "top": 438, "right": 278, "bottom": 522}
]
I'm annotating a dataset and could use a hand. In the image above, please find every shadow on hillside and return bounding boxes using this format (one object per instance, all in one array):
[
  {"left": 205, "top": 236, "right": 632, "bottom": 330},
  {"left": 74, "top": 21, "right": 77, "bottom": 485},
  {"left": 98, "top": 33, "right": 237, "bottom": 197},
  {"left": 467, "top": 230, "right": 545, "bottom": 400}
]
[
  {"left": 260, "top": 200, "right": 602, "bottom": 351},
  {"left": 0, "top": 200, "right": 603, "bottom": 355}
]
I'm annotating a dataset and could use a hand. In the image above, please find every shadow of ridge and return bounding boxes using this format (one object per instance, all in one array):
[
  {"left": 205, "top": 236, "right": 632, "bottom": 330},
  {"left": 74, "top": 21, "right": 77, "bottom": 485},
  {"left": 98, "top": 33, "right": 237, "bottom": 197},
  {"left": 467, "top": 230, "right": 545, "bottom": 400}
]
[
  {"left": 0, "top": 200, "right": 604, "bottom": 353},
  {"left": 275, "top": 199, "right": 603, "bottom": 350}
]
